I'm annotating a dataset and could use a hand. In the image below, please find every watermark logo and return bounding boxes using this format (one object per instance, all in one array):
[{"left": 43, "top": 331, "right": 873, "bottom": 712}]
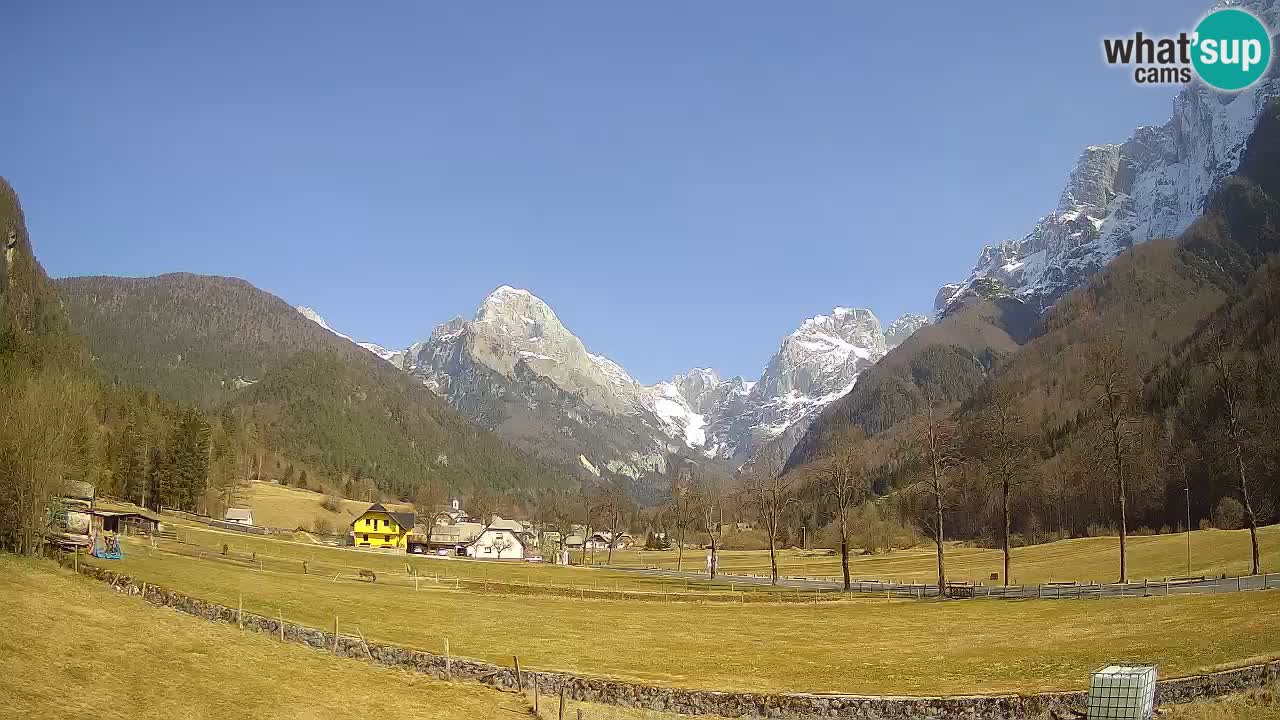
[{"left": 1103, "top": 7, "right": 1272, "bottom": 91}]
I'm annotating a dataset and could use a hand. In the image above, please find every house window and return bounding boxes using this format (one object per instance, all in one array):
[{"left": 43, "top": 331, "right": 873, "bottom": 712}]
[
  {"left": 373, "top": 518, "right": 379, "bottom": 530},
  {"left": 484, "top": 546, "right": 492, "bottom": 554},
  {"left": 362, "top": 534, "right": 368, "bottom": 542}
]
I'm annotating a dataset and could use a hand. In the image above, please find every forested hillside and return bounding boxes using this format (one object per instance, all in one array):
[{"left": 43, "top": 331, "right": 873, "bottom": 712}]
[
  {"left": 57, "top": 272, "right": 375, "bottom": 409},
  {"left": 784, "top": 295, "right": 1038, "bottom": 468},
  {"left": 778, "top": 101, "right": 1280, "bottom": 586},
  {"left": 233, "top": 350, "right": 567, "bottom": 498},
  {"left": 56, "top": 273, "right": 573, "bottom": 500},
  {"left": 0, "top": 177, "right": 96, "bottom": 551}
]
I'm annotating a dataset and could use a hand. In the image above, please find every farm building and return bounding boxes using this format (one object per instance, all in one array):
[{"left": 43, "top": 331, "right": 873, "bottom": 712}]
[
  {"left": 223, "top": 507, "right": 254, "bottom": 526},
  {"left": 90, "top": 501, "right": 162, "bottom": 536},
  {"left": 408, "top": 522, "right": 483, "bottom": 555},
  {"left": 350, "top": 503, "right": 415, "bottom": 550},
  {"left": 465, "top": 517, "right": 526, "bottom": 560},
  {"left": 585, "top": 530, "right": 633, "bottom": 551}
]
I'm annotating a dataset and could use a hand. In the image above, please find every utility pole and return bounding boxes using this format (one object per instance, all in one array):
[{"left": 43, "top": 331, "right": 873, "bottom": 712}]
[{"left": 1185, "top": 475, "right": 1192, "bottom": 576}]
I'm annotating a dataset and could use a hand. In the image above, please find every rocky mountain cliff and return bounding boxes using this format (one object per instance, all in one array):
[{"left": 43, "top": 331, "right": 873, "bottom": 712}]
[
  {"left": 690, "top": 307, "right": 891, "bottom": 469},
  {"left": 938, "top": 0, "right": 1280, "bottom": 315},
  {"left": 303, "top": 294, "right": 929, "bottom": 483}
]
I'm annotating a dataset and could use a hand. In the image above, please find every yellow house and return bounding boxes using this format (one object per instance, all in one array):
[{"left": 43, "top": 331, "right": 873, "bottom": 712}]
[{"left": 350, "top": 503, "right": 415, "bottom": 550}]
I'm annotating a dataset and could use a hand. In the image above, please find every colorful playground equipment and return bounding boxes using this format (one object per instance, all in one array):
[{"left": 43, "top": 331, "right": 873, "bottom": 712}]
[{"left": 91, "top": 531, "right": 123, "bottom": 560}]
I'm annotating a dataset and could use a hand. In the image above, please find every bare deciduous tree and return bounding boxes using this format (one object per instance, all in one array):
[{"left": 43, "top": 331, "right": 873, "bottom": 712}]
[
  {"left": 1085, "top": 339, "right": 1143, "bottom": 584},
  {"left": 491, "top": 533, "right": 512, "bottom": 559},
  {"left": 689, "top": 464, "right": 724, "bottom": 578},
  {"left": 667, "top": 465, "right": 697, "bottom": 572},
  {"left": 973, "top": 384, "right": 1032, "bottom": 584},
  {"left": 904, "top": 391, "right": 963, "bottom": 596},
  {"left": 413, "top": 478, "right": 450, "bottom": 546},
  {"left": 1204, "top": 334, "right": 1263, "bottom": 575},
  {"left": 0, "top": 376, "right": 95, "bottom": 555},
  {"left": 821, "top": 425, "right": 871, "bottom": 591},
  {"left": 596, "top": 476, "right": 631, "bottom": 565},
  {"left": 743, "top": 466, "right": 798, "bottom": 585},
  {"left": 532, "top": 488, "right": 574, "bottom": 563}
]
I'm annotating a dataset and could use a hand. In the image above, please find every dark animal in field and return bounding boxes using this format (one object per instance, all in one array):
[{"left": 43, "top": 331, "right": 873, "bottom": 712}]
[{"left": 359, "top": 569, "right": 377, "bottom": 582}]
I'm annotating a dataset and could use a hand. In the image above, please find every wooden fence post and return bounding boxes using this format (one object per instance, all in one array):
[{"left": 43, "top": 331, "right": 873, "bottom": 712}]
[
  {"left": 514, "top": 655, "right": 523, "bottom": 691},
  {"left": 445, "top": 638, "right": 452, "bottom": 680},
  {"left": 333, "top": 616, "right": 339, "bottom": 654},
  {"left": 279, "top": 610, "right": 285, "bottom": 641},
  {"left": 355, "top": 625, "right": 374, "bottom": 661},
  {"left": 559, "top": 686, "right": 566, "bottom": 720},
  {"left": 238, "top": 594, "right": 243, "bottom": 630},
  {"left": 534, "top": 682, "right": 539, "bottom": 714}
]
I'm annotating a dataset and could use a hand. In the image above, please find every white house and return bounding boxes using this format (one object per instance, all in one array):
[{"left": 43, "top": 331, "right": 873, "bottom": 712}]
[
  {"left": 224, "top": 508, "right": 254, "bottom": 526},
  {"left": 465, "top": 517, "right": 526, "bottom": 560}
]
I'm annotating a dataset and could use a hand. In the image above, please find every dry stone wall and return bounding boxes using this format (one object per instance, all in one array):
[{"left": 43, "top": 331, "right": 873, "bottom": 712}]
[{"left": 65, "top": 559, "right": 1279, "bottom": 720}]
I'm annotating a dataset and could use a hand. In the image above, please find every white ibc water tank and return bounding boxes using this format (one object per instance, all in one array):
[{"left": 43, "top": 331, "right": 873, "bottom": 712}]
[{"left": 1087, "top": 665, "right": 1157, "bottom": 720}]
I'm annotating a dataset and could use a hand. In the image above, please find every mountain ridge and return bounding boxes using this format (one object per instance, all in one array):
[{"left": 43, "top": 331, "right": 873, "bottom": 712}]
[{"left": 298, "top": 289, "right": 932, "bottom": 480}]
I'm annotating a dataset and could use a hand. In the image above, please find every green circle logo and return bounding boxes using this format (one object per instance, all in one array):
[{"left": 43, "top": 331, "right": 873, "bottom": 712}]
[{"left": 1192, "top": 8, "right": 1272, "bottom": 91}]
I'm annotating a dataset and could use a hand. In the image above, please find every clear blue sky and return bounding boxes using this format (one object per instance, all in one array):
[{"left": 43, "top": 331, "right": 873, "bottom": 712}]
[{"left": 4, "top": 0, "right": 1207, "bottom": 383}]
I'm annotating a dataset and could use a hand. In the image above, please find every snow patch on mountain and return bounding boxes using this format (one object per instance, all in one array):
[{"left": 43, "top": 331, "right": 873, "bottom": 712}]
[
  {"left": 885, "top": 313, "right": 930, "bottom": 348},
  {"left": 938, "top": 1, "right": 1280, "bottom": 315},
  {"left": 296, "top": 306, "right": 352, "bottom": 341}
]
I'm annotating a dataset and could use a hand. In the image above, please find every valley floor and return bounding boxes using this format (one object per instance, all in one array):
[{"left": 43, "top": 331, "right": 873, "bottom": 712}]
[
  {"left": 2, "top": 552, "right": 1277, "bottom": 719},
  {"left": 606, "top": 525, "right": 1280, "bottom": 586},
  {"left": 61, "top": 523, "right": 1280, "bottom": 697},
  {"left": 0, "top": 555, "right": 687, "bottom": 720}
]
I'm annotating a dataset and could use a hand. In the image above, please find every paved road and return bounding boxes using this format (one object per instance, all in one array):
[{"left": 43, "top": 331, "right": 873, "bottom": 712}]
[{"left": 611, "top": 565, "right": 1280, "bottom": 600}]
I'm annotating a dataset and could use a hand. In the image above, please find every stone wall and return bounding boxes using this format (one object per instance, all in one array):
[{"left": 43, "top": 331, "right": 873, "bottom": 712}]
[{"left": 66, "top": 559, "right": 1278, "bottom": 720}]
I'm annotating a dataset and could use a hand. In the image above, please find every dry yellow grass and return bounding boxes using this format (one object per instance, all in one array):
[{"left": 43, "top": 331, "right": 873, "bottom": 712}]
[
  {"left": 0, "top": 554, "right": 701, "bottom": 720},
  {"left": 159, "top": 519, "right": 749, "bottom": 595},
  {"left": 80, "top": 533, "right": 1280, "bottom": 697},
  {"left": 1165, "top": 685, "right": 1280, "bottom": 719},
  {"left": 232, "top": 481, "right": 410, "bottom": 532},
  {"left": 610, "top": 525, "right": 1280, "bottom": 585}
]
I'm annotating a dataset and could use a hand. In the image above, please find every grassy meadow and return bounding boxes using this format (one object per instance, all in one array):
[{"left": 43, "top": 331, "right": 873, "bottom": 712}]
[
  {"left": 159, "top": 519, "right": 759, "bottom": 595},
  {"left": 73, "top": 528, "right": 1280, "bottom": 697},
  {"left": 1165, "top": 686, "right": 1280, "bottom": 720},
  {"left": 235, "top": 481, "right": 412, "bottom": 532},
  {"left": 0, "top": 555, "right": 697, "bottom": 720},
  {"left": 610, "top": 525, "right": 1280, "bottom": 585}
]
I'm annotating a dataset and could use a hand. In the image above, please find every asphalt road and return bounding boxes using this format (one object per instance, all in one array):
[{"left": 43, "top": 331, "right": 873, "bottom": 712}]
[{"left": 611, "top": 565, "right": 1280, "bottom": 600}]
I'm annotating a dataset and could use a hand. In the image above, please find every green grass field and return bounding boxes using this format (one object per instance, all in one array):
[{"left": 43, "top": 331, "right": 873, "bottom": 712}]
[
  {"left": 0, "top": 555, "right": 695, "bottom": 720},
  {"left": 72, "top": 527, "right": 1280, "bottom": 697},
  {"left": 610, "top": 525, "right": 1280, "bottom": 585}
]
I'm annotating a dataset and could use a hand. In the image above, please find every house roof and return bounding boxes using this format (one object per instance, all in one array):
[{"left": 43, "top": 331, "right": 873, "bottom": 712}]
[
  {"left": 92, "top": 500, "right": 161, "bottom": 523},
  {"left": 388, "top": 511, "right": 416, "bottom": 529},
  {"left": 486, "top": 516, "right": 524, "bottom": 533},
  {"left": 422, "top": 522, "right": 484, "bottom": 544},
  {"left": 351, "top": 502, "right": 415, "bottom": 530},
  {"left": 225, "top": 508, "right": 253, "bottom": 522}
]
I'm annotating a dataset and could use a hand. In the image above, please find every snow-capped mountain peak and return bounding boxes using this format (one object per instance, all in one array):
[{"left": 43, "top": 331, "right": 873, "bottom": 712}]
[
  {"left": 885, "top": 313, "right": 930, "bottom": 348},
  {"left": 937, "top": 0, "right": 1280, "bottom": 315},
  {"left": 695, "top": 305, "right": 889, "bottom": 467},
  {"left": 296, "top": 306, "right": 352, "bottom": 342},
  {"left": 296, "top": 306, "right": 406, "bottom": 367}
]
